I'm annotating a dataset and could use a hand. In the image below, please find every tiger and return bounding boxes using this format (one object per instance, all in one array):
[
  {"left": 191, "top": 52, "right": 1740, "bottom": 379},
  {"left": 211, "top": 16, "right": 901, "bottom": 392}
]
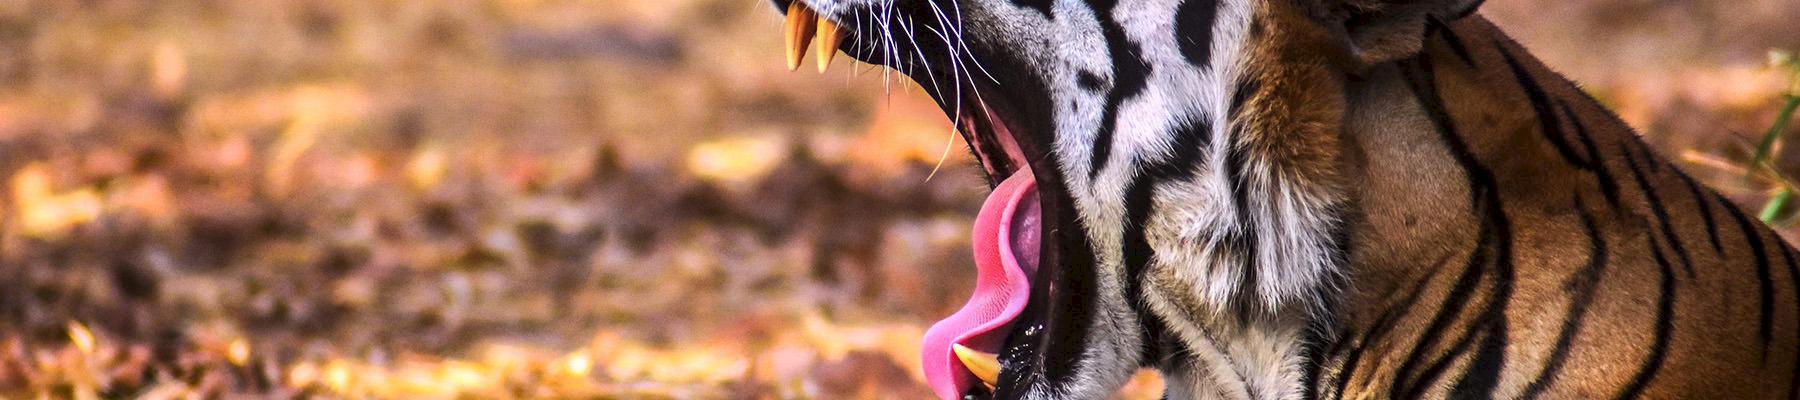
[{"left": 771, "top": 0, "right": 1800, "bottom": 398}]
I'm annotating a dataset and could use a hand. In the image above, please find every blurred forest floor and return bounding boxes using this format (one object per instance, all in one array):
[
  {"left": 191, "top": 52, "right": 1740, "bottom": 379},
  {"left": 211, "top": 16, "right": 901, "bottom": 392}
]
[{"left": 0, "top": 0, "right": 1796, "bottom": 399}]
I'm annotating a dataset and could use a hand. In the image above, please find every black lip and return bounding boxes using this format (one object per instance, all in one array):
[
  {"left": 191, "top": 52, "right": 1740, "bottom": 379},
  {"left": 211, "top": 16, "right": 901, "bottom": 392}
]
[
  {"left": 770, "top": 0, "right": 798, "bottom": 13},
  {"left": 774, "top": 2, "right": 1107, "bottom": 398}
]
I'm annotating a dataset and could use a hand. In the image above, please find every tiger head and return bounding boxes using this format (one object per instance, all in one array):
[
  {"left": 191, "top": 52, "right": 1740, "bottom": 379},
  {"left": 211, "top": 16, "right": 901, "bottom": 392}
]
[{"left": 771, "top": 0, "right": 1481, "bottom": 398}]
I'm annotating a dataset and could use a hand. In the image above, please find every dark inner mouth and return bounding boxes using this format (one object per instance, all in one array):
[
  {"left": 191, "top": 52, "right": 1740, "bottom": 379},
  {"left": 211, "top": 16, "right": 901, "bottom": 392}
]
[{"left": 962, "top": 99, "right": 1055, "bottom": 400}]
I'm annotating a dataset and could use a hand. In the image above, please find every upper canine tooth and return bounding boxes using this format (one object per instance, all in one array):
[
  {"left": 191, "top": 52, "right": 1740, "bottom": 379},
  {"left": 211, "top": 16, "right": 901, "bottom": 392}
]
[
  {"left": 816, "top": 17, "right": 843, "bottom": 73},
  {"left": 952, "top": 344, "right": 1001, "bottom": 387},
  {"left": 785, "top": 2, "right": 818, "bottom": 71}
]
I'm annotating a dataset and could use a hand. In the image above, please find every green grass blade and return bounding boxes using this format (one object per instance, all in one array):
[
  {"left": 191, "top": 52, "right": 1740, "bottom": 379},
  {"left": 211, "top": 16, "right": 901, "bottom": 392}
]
[
  {"left": 1755, "top": 95, "right": 1800, "bottom": 163},
  {"left": 1764, "top": 189, "right": 1796, "bottom": 223}
]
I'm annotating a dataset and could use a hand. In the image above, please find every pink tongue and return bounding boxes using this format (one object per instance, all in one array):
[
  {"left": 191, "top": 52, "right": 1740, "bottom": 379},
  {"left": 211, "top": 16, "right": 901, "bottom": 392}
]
[{"left": 922, "top": 169, "right": 1040, "bottom": 400}]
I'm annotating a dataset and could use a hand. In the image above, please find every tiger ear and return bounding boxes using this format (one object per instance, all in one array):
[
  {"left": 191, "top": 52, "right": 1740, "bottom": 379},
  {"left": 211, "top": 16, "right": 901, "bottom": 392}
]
[{"left": 1317, "top": 0, "right": 1485, "bottom": 68}]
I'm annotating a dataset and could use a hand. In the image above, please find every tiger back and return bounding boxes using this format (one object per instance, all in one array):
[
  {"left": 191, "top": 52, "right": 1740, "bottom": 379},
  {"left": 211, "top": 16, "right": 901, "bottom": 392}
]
[{"left": 1309, "top": 17, "right": 1800, "bottom": 399}]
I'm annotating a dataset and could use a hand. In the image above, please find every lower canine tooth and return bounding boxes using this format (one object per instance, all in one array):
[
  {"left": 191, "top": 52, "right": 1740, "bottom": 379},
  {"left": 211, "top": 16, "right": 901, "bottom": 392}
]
[
  {"left": 816, "top": 17, "right": 842, "bottom": 73},
  {"left": 785, "top": 2, "right": 818, "bottom": 71},
  {"left": 952, "top": 344, "right": 1001, "bottom": 386}
]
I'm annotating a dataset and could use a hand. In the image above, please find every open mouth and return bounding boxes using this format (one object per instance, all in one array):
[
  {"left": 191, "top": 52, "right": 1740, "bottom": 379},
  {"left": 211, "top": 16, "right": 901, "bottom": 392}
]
[
  {"left": 780, "top": 2, "right": 1055, "bottom": 398},
  {"left": 921, "top": 156, "right": 1039, "bottom": 399}
]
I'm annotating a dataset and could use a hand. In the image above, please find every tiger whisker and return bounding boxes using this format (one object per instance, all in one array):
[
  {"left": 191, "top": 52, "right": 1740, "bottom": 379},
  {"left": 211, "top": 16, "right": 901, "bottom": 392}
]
[
  {"left": 904, "top": 17, "right": 935, "bottom": 93},
  {"left": 943, "top": 0, "right": 1000, "bottom": 86},
  {"left": 923, "top": 0, "right": 966, "bottom": 181}
]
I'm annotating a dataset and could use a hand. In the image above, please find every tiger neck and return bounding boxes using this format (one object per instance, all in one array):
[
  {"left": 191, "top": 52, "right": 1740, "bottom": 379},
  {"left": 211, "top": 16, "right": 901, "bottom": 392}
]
[
  {"left": 1333, "top": 14, "right": 1625, "bottom": 323},
  {"left": 1303, "top": 13, "right": 1636, "bottom": 396},
  {"left": 1150, "top": 14, "right": 1616, "bottom": 399}
]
